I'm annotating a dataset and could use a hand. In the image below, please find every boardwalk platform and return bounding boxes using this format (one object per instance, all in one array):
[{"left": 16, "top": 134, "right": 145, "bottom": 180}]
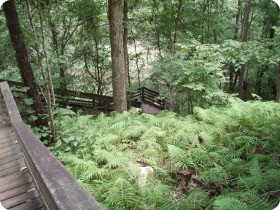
[
  {"left": 0, "top": 90, "right": 45, "bottom": 210},
  {"left": 0, "top": 79, "right": 165, "bottom": 116},
  {"left": 0, "top": 82, "right": 103, "bottom": 210}
]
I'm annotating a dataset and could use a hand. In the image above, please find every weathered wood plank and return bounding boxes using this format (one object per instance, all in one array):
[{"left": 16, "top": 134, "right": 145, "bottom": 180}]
[
  {"left": 0, "top": 154, "right": 21, "bottom": 166},
  {"left": 8, "top": 197, "right": 44, "bottom": 210},
  {"left": 0, "top": 130, "right": 13, "bottom": 139},
  {"left": 0, "top": 145, "right": 18, "bottom": 157},
  {"left": 0, "top": 147, "right": 18, "bottom": 160},
  {"left": 0, "top": 116, "right": 9, "bottom": 122},
  {"left": 0, "top": 183, "right": 34, "bottom": 200},
  {"left": 0, "top": 141, "right": 16, "bottom": 151},
  {"left": 2, "top": 189, "right": 39, "bottom": 209},
  {"left": 0, "top": 136, "right": 11, "bottom": 144},
  {"left": 0, "top": 165, "right": 21, "bottom": 177},
  {"left": 0, "top": 159, "right": 19, "bottom": 171},
  {"left": 0, "top": 122, "right": 11, "bottom": 130},
  {"left": 0, "top": 171, "right": 32, "bottom": 193}
]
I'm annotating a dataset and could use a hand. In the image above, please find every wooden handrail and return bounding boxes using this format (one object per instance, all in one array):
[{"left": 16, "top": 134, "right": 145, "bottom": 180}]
[
  {"left": 0, "top": 79, "right": 165, "bottom": 112},
  {"left": 0, "top": 81, "right": 103, "bottom": 210},
  {"left": 132, "top": 87, "right": 165, "bottom": 109}
]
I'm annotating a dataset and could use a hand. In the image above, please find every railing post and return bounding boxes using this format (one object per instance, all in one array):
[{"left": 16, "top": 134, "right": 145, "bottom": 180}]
[{"left": 141, "top": 87, "right": 144, "bottom": 103}]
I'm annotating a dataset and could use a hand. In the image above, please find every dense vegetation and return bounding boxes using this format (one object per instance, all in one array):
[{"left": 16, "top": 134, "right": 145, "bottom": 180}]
[
  {"left": 1, "top": 0, "right": 280, "bottom": 209},
  {"left": 50, "top": 99, "right": 280, "bottom": 209}
]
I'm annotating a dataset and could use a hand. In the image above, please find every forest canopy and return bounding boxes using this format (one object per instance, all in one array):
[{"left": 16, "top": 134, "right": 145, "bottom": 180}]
[{"left": 0, "top": 0, "right": 279, "bottom": 106}]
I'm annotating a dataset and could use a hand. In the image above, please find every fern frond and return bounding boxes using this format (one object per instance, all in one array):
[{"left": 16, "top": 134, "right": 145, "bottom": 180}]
[
  {"left": 110, "top": 120, "right": 127, "bottom": 131},
  {"left": 141, "top": 113, "right": 160, "bottom": 126},
  {"left": 239, "top": 167, "right": 280, "bottom": 192},
  {"left": 213, "top": 197, "right": 248, "bottom": 210},
  {"left": 95, "top": 134, "right": 120, "bottom": 149},
  {"left": 156, "top": 110, "right": 177, "bottom": 119},
  {"left": 142, "top": 127, "right": 166, "bottom": 139},
  {"left": 168, "top": 145, "right": 194, "bottom": 170},
  {"left": 80, "top": 165, "right": 106, "bottom": 180},
  {"left": 59, "top": 154, "right": 94, "bottom": 169},
  {"left": 200, "top": 163, "right": 229, "bottom": 186},
  {"left": 105, "top": 155, "right": 130, "bottom": 169},
  {"left": 179, "top": 188, "right": 209, "bottom": 210},
  {"left": 104, "top": 178, "right": 139, "bottom": 209},
  {"left": 143, "top": 185, "right": 179, "bottom": 210},
  {"left": 123, "top": 125, "right": 147, "bottom": 139},
  {"left": 239, "top": 190, "right": 277, "bottom": 210}
]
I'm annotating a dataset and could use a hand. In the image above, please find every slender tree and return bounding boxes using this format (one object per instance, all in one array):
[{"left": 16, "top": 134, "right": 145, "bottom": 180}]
[
  {"left": 238, "top": 0, "right": 251, "bottom": 100},
  {"left": 123, "top": 0, "right": 130, "bottom": 86},
  {"left": 173, "top": 0, "right": 183, "bottom": 44},
  {"left": 234, "top": 0, "right": 242, "bottom": 40},
  {"left": 26, "top": 0, "right": 56, "bottom": 144},
  {"left": 277, "top": 64, "right": 280, "bottom": 102},
  {"left": 108, "top": 0, "right": 127, "bottom": 112},
  {"left": 3, "top": 0, "right": 46, "bottom": 126}
]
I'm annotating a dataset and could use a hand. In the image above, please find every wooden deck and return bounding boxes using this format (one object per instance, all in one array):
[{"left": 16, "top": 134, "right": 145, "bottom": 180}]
[
  {"left": 0, "top": 82, "right": 103, "bottom": 210},
  {"left": 0, "top": 92, "right": 45, "bottom": 209}
]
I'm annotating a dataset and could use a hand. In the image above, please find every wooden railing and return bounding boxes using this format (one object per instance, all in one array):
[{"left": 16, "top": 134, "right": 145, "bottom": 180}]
[
  {"left": 131, "top": 87, "right": 165, "bottom": 109},
  {"left": 0, "top": 81, "right": 103, "bottom": 210},
  {"left": 0, "top": 79, "right": 165, "bottom": 113},
  {"left": 55, "top": 89, "right": 114, "bottom": 112}
]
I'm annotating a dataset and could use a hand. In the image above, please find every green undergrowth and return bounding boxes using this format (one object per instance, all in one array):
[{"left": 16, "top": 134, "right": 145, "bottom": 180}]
[{"left": 50, "top": 99, "right": 280, "bottom": 210}]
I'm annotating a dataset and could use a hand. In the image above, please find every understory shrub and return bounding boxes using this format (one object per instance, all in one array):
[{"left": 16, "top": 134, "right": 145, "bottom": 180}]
[{"left": 50, "top": 99, "right": 280, "bottom": 209}]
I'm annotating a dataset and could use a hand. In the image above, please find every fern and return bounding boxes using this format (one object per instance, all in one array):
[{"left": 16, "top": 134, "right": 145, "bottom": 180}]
[
  {"left": 239, "top": 190, "right": 277, "bottom": 210},
  {"left": 200, "top": 163, "right": 229, "bottom": 187},
  {"left": 123, "top": 125, "right": 147, "bottom": 139},
  {"left": 179, "top": 188, "right": 209, "bottom": 210},
  {"left": 238, "top": 167, "right": 280, "bottom": 192},
  {"left": 168, "top": 145, "right": 194, "bottom": 170},
  {"left": 142, "top": 184, "right": 179, "bottom": 210},
  {"left": 213, "top": 197, "right": 248, "bottom": 210},
  {"left": 51, "top": 101, "right": 280, "bottom": 209},
  {"left": 141, "top": 113, "right": 160, "bottom": 126},
  {"left": 80, "top": 165, "right": 106, "bottom": 180},
  {"left": 103, "top": 178, "right": 140, "bottom": 210}
]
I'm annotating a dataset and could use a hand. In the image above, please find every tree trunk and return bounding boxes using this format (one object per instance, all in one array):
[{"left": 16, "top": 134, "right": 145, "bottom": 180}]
[
  {"left": 131, "top": 29, "right": 141, "bottom": 86},
  {"left": 26, "top": 0, "right": 55, "bottom": 144},
  {"left": 3, "top": 0, "right": 45, "bottom": 126},
  {"left": 256, "top": 67, "right": 266, "bottom": 97},
  {"left": 228, "top": 66, "right": 236, "bottom": 93},
  {"left": 277, "top": 64, "right": 280, "bottom": 102},
  {"left": 37, "top": 0, "right": 56, "bottom": 144},
  {"left": 45, "top": 0, "right": 68, "bottom": 93},
  {"left": 108, "top": 0, "right": 127, "bottom": 112},
  {"left": 238, "top": 0, "right": 251, "bottom": 100},
  {"left": 173, "top": 0, "right": 183, "bottom": 44},
  {"left": 234, "top": 0, "right": 242, "bottom": 40},
  {"left": 123, "top": 0, "right": 132, "bottom": 108},
  {"left": 123, "top": 0, "right": 130, "bottom": 86},
  {"left": 94, "top": 37, "right": 103, "bottom": 95}
]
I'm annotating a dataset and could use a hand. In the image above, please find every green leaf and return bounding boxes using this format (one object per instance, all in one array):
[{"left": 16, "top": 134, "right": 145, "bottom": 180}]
[
  {"left": 29, "top": 115, "right": 38, "bottom": 121},
  {"left": 23, "top": 98, "right": 34, "bottom": 105}
]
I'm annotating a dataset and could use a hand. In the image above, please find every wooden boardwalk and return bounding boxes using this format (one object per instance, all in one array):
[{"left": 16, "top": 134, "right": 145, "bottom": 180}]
[
  {"left": 0, "top": 79, "right": 165, "bottom": 115},
  {"left": 0, "top": 91, "right": 45, "bottom": 210},
  {"left": 0, "top": 82, "right": 103, "bottom": 210}
]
